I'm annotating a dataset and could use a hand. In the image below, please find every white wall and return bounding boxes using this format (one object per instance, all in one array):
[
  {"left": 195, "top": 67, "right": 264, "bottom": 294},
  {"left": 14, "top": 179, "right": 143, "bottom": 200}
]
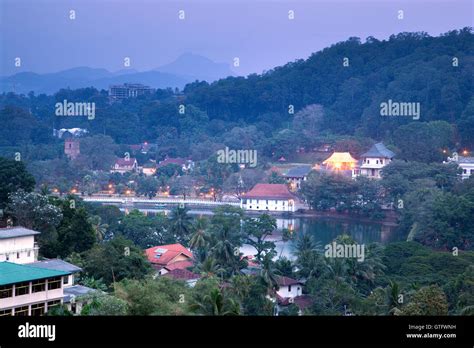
[
  {"left": 241, "top": 198, "right": 295, "bottom": 212},
  {"left": 277, "top": 284, "right": 302, "bottom": 298},
  {"left": 0, "top": 236, "right": 37, "bottom": 264}
]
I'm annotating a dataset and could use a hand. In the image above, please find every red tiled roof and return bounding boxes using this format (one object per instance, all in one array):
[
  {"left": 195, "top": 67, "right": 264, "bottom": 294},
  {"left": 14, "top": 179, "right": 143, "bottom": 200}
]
[
  {"left": 145, "top": 243, "right": 193, "bottom": 266},
  {"left": 157, "top": 158, "right": 188, "bottom": 168},
  {"left": 276, "top": 276, "right": 302, "bottom": 286},
  {"left": 242, "top": 184, "right": 295, "bottom": 200},
  {"left": 278, "top": 295, "right": 313, "bottom": 309},
  {"left": 163, "top": 268, "right": 200, "bottom": 281},
  {"left": 115, "top": 158, "right": 137, "bottom": 167}
]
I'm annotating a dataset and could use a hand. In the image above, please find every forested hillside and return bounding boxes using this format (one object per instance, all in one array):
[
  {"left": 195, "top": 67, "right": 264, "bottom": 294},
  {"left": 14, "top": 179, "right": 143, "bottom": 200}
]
[{"left": 0, "top": 28, "right": 473, "bottom": 160}]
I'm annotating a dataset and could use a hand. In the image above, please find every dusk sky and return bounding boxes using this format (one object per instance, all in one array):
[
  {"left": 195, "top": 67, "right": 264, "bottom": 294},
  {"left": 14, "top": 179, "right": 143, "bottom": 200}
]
[{"left": 1, "top": 0, "right": 472, "bottom": 76}]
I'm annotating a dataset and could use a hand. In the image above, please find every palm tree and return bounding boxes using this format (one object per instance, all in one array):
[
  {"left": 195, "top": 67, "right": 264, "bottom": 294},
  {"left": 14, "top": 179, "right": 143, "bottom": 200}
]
[
  {"left": 195, "top": 257, "right": 225, "bottom": 278},
  {"left": 189, "top": 217, "right": 208, "bottom": 250},
  {"left": 88, "top": 215, "right": 108, "bottom": 242},
  {"left": 169, "top": 206, "right": 193, "bottom": 242},
  {"left": 260, "top": 252, "right": 279, "bottom": 291},
  {"left": 190, "top": 288, "right": 240, "bottom": 315}
]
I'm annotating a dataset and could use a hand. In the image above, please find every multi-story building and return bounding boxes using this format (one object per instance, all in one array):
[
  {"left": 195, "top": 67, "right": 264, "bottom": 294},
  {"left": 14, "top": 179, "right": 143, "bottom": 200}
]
[
  {"left": 358, "top": 143, "right": 395, "bottom": 179},
  {"left": 0, "top": 262, "right": 71, "bottom": 316},
  {"left": 0, "top": 227, "right": 95, "bottom": 316},
  {"left": 282, "top": 166, "right": 312, "bottom": 191},
  {"left": 0, "top": 227, "right": 40, "bottom": 264},
  {"left": 109, "top": 83, "right": 155, "bottom": 100}
]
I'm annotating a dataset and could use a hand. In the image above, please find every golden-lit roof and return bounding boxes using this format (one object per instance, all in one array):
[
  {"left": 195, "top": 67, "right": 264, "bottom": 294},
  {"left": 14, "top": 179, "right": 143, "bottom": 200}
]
[{"left": 323, "top": 152, "right": 357, "bottom": 165}]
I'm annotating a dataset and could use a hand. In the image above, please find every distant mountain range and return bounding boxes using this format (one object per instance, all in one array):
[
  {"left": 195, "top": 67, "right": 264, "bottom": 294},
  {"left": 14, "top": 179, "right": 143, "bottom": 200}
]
[{"left": 0, "top": 53, "right": 235, "bottom": 95}]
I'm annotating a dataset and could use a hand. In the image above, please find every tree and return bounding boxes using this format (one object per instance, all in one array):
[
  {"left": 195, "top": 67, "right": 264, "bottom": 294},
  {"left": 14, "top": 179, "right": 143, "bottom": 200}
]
[
  {"left": 0, "top": 157, "right": 35, "bottom": 208},
  {"left": 76, "top": 135, "right": 119, "bottom": 171},
  {"left": 243, "top": 214, "right": 277, "bottom": 262},
  {"left": 114, "top": 209, "right": 170, "bottom": 248},
  {"left": 190, "top": 282, "right": 240, "bottom": 316},
  {"left": 82, "top": 235, "right": 152, "bottom": 286},
  {"left": 81, "top": 293, "right": 128, "bottom": 316},
  {"left": 169, "top": 205, "right": 193, "bottom": 243},
  {"left": 400, "top": 285, "right": 449, "bottom": 315},
  {"left": 52, "top": 198, "right": 96, "bottom": 257},
  {"left": 115, "top": 278, "right": 191, "bottom": 315},
  {"left": 136, "top": 176, "right": 159, "bottom": 198},
  {"left": 87, "top": 215, "right": 108, "bottom": 242}
]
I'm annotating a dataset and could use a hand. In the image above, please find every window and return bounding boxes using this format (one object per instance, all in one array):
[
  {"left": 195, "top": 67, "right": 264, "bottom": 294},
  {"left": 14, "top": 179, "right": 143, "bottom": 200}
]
[
  {"left": 63, "top": 276, "right": 69, "bottom": 285},
  {"left": 367, "top": 160, "right": 370, "bottom": 164},
  {"left": 0, "top": 285, "right": 13, "bottom": 298},
  {"left": 31, "top": 303, "right": 45, "bottom": 316},
  {"left": 15, "top": 282, "right": 30, "bottom": 296},
  {"left": 376, "top": 160, "right": 379, "bottom": 164},
  {"left": 6, "top": 254, "right": 9, "bottom": 261},
  {"left": 16, "top": 252, "right": 20, "bottom": 259},
  {"left": 47, "top": 300, "right": 61, "bottom": 311},
  {"left": 0, "top": 309, "right": 12, "bottom": 316},
  {"left": 14, "top": 306, "right": 29, "bottom": 316},
  {"left": 27, "top": 250, "right": 31, "bottom": 257},
  {"left": 463, "top": 169, "right": 467, "bottom": 174},
  {"left": 288, "top": 285, "right": 292, "bottom": 292},
  {"left": 48, "top": 277, "right": 62, "bottom": 290},
  {"left": 380, "top": 159, "right": 384, "bottom": 164},
  {"left": 32, "top": 279, "right": 46, "bottom": 293}
]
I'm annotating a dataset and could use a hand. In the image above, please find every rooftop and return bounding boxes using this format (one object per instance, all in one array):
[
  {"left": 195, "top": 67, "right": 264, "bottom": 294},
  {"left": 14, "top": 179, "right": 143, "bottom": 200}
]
[
  {"left": 163, "top": 269, "right": 201, "bottom": 281},
  {"left": 283, "top": 166, "right": 312, "bottom": 178},
  {"left": 0, "top": 262, "right": 70, "bottom": 286},
  {"left": 242, "top": 184, "right": 295, "bottom": 200},
  {"left": 28, "top": 259, "right": 82, "bottom": 273},
  {"left": 276, "top": 276, "right": 303, "bottom": 286},
  {"left": 145, "top": 243, "right": 193, "bottom": 266},
  {"left": 115, "top": 158, "right": 137, "bottom": 166},
  {"left": 458, "top": 156, "right": 474, "bottom": 164},
  {"left": 360, "top": 143, "right": 395, "bottom": 159},
  {"left": 323, "top": 152, "right": 358, "bottom": 165},
  {"left": 0, "top": 226, "right": 40, "bottom": 239},
  {"left": 63, "top": 285, "right": 98, "bottom": 303}
]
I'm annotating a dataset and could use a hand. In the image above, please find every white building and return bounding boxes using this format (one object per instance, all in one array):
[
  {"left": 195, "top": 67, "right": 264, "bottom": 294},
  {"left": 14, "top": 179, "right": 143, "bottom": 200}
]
[
  {"left": 240, "top": 184, "right": 297, "bottom": 212},
  {"left": 0, "top": 227, "right": 40, "bottom": 264},
  {"left": 358, "top": 143, "right": 395, "bottom": 179},
  {"left": 446, "top": 155, "right": 474, "bottom": 180},
  {"left": 0, "top": 227, "right": 95, "bottom": 316}
]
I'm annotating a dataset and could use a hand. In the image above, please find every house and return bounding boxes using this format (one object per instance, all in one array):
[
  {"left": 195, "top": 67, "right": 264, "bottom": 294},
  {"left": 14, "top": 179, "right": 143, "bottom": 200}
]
[
  {"left": 283, "top": 165, "right": 312, "bottom": 191},
  {"left": 163, "top": 269, "right": 201, "bottom": 287},
  {"left": 276, "top": 276, "right": 303, "bottom": 299},
  {"left": 274, "top": 276, "right": 312, "bottom": 316},
  {"left": 157, "top": 157, "right": 194, "bottom": 173},
  {"left": 111, "top": 158, "right": 139, "bottom": 174},
  {"left": 64, "top": 139, "right": 80, "bottom": 160},
  {"left": 446, "top": 155, "right": 474, "bottom": 179},
  {"left": 0, "top": 227, "right": 40, "bottom": 264},
  {"left": 0, "top": 262, "right": 71, "bottom": 316},
  {"left": 240, "top": 183, "right": 297, "bottom": 212},
  {"left": 145, "top": 243, "right": 194, "bottom": 276},
  {"left": 358, "top": 143, "right": 395, "bottom": 179}
]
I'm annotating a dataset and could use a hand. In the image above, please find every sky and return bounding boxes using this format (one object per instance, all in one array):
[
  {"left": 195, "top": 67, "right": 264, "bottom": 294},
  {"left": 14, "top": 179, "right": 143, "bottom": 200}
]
[{"left": 0, "top": 0, "right": 472, "bottom": 76}]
